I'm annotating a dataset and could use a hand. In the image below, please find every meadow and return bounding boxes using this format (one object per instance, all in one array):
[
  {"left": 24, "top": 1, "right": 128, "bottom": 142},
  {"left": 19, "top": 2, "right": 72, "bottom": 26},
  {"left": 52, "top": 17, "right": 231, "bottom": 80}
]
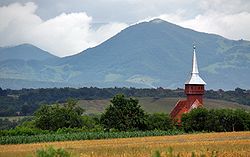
[
  {"left": 78, "top": 97, "right": 250, "bottom": 114},
  {"left": 0, "top": 131, "right": 249, "bottom": 157}
]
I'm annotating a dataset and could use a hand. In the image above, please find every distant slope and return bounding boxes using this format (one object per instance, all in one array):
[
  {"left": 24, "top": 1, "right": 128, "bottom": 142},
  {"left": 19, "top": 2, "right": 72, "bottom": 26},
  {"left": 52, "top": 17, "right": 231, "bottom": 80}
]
[
  {"left": 1, "top": 19, "right": 250, "bottom": 89},
  {"left": 59, "top": 19, "right": 250, "bottom": 89},
  {"left": 0, "top": 78, "right": 74, "bottom": 89},
  {"left": 0, "top": 44, "right": 58, "bottom": 61},
  {"left": 78, "top": 97, "right": 250, "bottom": 114},
  {"left": 0, "top": 44, "right": 62, "bottom": 85},
  {"left": 0, "top": 44, "right": 71, "bottom": 86}
]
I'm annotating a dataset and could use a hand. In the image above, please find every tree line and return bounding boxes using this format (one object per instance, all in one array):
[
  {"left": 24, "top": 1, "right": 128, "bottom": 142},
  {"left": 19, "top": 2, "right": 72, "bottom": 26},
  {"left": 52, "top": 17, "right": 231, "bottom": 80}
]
[
  {"left": 0, "top": 87, "right": 249, "bottom": 116},
  {"left": 1, "top": 94, "right": 249, "bottom": 135}
]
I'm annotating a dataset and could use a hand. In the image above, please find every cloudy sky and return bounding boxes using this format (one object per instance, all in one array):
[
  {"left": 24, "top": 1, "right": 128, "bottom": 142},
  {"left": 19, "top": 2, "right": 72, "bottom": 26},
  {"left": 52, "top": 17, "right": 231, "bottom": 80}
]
[{"left": 0, "top": 0, "right": 250, "bottom": 57}]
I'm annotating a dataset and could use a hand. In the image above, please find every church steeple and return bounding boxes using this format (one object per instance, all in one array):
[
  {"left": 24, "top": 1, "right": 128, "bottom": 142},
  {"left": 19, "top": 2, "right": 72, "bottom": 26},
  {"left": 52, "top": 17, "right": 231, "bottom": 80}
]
[
  {"left": 185, "top": 45, "right": 206, "bottom": 105},
  {"left": 185, "top": 45, "right": 206, "bottom": 85},
  {"left": 170, "top": 45, "right": 207, "bottom": 123}
]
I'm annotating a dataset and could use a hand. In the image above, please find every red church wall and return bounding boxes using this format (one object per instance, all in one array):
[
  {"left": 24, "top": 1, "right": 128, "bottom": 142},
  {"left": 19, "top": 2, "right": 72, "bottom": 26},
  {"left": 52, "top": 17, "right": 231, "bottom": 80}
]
[
  {"left": 185, "top": 84, "right": 204, "bottom": 106},
  {"left": 170, "top": 84, "right": 205, "bottom": 122},
  {"left": 186, "top": 94, "right": 203, "bottom": 107},
  {"left": 185, "top": 84, "right": 204, "bottom": 95}
]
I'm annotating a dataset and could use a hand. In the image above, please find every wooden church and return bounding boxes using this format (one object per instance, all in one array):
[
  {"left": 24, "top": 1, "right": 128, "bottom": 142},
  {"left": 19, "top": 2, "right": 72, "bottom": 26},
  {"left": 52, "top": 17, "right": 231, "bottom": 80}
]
[{"left": 170, "top": 45, "right": 206, "bottom": 122}]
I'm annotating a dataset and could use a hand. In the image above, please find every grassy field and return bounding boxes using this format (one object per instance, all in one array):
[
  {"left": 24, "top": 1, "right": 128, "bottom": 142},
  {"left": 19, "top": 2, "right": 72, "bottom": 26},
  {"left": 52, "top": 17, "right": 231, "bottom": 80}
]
[
  {"left": 1, "top": 97, "right": 248, "bottom": 120},
  {"left": 0, "top": 132, "right": 249, "bottom": 157},
  {"left": 79, "top": 97, "right": 250, "bottom": 114}
]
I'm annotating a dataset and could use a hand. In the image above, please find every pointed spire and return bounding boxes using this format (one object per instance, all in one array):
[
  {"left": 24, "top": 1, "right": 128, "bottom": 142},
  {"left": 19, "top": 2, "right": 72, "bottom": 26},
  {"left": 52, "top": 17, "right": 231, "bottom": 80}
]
[
  {"left": 192, "top": 44, "right": 199, "bottom": 74},
  {"left": 185, "top": 45, "right": 206, "bottom": 85}
]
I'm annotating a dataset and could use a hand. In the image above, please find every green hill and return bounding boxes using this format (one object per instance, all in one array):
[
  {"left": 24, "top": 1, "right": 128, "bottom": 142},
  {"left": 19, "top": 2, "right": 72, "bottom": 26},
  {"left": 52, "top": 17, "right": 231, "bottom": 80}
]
[{"left": 78, "top": 97, "right": 250, "bottom": 114}]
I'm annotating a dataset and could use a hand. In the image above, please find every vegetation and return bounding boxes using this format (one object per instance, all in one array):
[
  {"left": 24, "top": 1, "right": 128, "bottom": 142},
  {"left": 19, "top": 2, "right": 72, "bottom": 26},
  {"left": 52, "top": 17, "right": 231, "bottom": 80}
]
[
  {"left": 0, "top": 130, "right": 184, "bottom": 144},
  {"left": 0, "top": 94, "right": 250, "bottom": 145},
  {"left": 146, "top": 113, "right": 174, "bottom": 131},
  {"left": 0, "top": 116, "right": 33, "bottom": 130},
  {"left": 152, "top": 147, "right": 219, "bottom": 157},
  {"left": 34, "top": 99, "right": 84, "bottom": 130},
  {"left": 100, "top": 94, "right": 147, "bottom": 131},
  {"left": 0, "top": 118, "right": 19, "bottom": 130},
  {"left": 36, "top": 146, "right": 71, "bottom": 157},
  {"left": 0, "top": 87, "right": 250, "bottom": 116},
  {"left": 182, "top": 108, "right": 250, "bottom": 132},
  {"left": 75, "top": 97, "right": 250, "bottom": 115},
  {"left": 0, "top": 91, "right": 249, "bottom": 157}
]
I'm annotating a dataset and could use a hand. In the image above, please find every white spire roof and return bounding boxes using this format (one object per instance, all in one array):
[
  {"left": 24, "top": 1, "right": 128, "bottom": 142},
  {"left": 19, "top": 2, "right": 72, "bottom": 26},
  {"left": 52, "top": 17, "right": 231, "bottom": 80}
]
[{"left": 185, "top": 45, "right": 206, "bottom": 85}]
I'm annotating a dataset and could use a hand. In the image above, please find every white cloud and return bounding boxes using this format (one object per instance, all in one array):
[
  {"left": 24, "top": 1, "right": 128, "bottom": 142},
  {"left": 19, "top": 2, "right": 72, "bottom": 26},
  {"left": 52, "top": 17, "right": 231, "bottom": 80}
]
[
  {"left": 90, "top": 22, "right": 128, "bottom": 44},
  {"left": 0, "top": 2, "right": 42, "bottom": 46},
  {"left": 113, "top": 0, "right": 250, "bottom": 41},
  {"left": 29, "top": 12, "right": 94, "bottom": 57},
  {"left": 0, "top": 2, "right": 128, "bottom": 57},
  {"left": 147, "top": 11, "right": 250, "bottom": 41},
  {"left": 199, "top": 0, "right": 250, "bottom": 14}
]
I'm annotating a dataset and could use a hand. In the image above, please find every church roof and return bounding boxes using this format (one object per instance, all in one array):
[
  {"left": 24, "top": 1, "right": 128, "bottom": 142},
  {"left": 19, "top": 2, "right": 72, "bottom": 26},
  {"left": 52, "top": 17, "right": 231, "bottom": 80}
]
[
  {"left": 170, "top": 100, "right": 187, "bottom": 118},
  {"left": 188, "top": 99, "right": 202, "bottom": 111},
  {"left": 185, "top": 46, "right": 206, "bottom": 85}
]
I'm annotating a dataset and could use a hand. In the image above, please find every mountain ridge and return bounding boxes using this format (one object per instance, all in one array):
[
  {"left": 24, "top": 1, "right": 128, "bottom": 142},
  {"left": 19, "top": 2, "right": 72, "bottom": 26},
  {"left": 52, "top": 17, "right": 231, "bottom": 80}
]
[
  {"left": 0, "top": 44, "right": 59, "bottom": 61},
  {"left": 0, "top": 19, "right": 250, "bottom": 89}
]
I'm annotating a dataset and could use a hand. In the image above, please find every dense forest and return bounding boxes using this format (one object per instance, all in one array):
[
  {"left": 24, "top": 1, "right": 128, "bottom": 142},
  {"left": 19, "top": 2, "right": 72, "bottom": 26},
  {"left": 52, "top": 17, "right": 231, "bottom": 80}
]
[{"left": 0, "top": 87, "right": 250, "bottom": 116}]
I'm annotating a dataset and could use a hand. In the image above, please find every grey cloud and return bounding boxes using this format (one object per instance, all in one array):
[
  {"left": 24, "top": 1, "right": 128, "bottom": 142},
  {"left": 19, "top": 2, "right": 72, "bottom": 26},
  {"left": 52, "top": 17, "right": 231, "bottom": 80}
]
[{"left": 0, "top": 0, "right": 250, "bottom": 56}]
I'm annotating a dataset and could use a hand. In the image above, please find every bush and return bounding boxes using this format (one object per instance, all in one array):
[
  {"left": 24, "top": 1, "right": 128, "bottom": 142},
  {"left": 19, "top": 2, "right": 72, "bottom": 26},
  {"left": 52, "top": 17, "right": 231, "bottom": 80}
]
[
  {"left": 34, "top": 99, "right": 84, "bottom": 131},
  {"left": 182, "top": 108, "right": 209, "bottom": 132},
  {"left": 146, "top": 113, "right": 174, "bottom": 131},
  {"left": 36, "top": 146, "right": 71, "bottom": 157},
  {"left": 181, "top": 108, "right": 250, "bottom": 132},
  {"left": 0, "top": 126, "right": 50, "bottom": 136}
]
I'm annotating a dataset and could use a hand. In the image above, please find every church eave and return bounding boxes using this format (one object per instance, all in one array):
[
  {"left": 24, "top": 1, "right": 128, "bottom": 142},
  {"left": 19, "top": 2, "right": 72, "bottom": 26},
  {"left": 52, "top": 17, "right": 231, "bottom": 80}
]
[{"left": 185, "top": 74, "right": 206, "bottom": 85}]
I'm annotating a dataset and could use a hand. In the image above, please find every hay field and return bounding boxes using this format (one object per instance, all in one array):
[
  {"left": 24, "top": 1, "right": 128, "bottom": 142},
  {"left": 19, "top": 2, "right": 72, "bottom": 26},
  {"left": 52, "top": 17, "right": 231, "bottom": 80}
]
[{"left": 0, "top": 132, "right": 249, "bottom": 157}]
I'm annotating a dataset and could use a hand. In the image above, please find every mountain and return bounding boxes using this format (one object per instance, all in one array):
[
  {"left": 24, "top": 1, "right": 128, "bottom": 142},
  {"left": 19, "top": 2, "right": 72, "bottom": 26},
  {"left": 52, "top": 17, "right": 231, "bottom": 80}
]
[
  {"left": 58, "top": 19, "right": 250, "bottom": 89},
  {"left": 0, "top": 44, "right": 58, "bottom": 61},
  {"left": 0, "top": 44, "right": 62, "bottom": 86},
  {"left": 0, "top": 19, "right": 250, "bottom": 89}
]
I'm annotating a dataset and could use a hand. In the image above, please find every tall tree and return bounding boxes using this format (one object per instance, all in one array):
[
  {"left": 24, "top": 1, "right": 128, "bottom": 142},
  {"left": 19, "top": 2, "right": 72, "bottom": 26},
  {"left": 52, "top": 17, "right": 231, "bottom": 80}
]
[
  {"left": 34, "top": 99, "right": 84, "bottom": 130},
  {"left": 100, "top": 94, "right": 147, "bottom": 131}
]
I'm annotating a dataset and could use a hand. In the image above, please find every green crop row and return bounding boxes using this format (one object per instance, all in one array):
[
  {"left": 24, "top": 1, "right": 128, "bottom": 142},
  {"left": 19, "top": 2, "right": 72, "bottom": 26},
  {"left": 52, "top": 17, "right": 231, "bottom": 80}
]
[{"left": 0, "top": 130, "right": 184, "bottom": 145}]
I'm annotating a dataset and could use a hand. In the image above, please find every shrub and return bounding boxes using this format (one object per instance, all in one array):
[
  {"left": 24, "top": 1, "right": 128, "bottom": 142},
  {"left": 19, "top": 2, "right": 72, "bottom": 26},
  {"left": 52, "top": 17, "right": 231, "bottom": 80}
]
[
  {"left": 146, "top": 113, "right": 174, "bottom": 131},
  {"left": 181, "top": 108, "right": 250, "bottom": 132},
  {"left": 36, "top": 146, "right": 71, "bottom": 157},
  {"left": 34, "top": 99, "right": 84, "bottom": 131}
]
